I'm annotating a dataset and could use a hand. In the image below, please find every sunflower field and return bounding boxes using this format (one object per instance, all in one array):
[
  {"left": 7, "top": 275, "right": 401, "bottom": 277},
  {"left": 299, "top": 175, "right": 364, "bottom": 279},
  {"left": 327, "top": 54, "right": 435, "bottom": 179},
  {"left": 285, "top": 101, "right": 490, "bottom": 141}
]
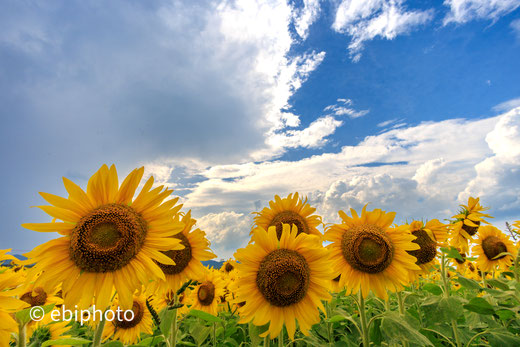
[{"left": 2, "top": 164, "right": 520, "bottom": 347}]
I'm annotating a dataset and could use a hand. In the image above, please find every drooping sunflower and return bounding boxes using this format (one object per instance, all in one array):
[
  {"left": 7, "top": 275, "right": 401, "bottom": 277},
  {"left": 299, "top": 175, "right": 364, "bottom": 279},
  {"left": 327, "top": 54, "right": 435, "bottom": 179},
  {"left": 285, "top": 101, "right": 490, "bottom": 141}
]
[
  {"left": 450, "top": 197, "right": 492, "bottom": 253},
  {"left": 150, "top": 287, "right": 192, "bottom": 319},
  {"left": 150, "top": 210, "right": 216, "bottom": 295},
  {"left": 406, "top": 219, "right": 448, "bottom": 281},
  {"left": 0, "top": 249, "right": 30, "bottom": 346},
  {"left": 235, "top": 224, "right": 332, "bottom": 340},
  {"left": 102, "top": 291, "right": 153, "bottom": 345},
  {"left": 472, "top": 225, "right": 517, "bottom": 273},
  {"left": 324, "top": 206, "right": 420, "bottom": 300},
  {"left": 22, "top": 165, "right": 185, "bottom": 310},
  {"left": 188, "top": 268, "right": 226, "bottom": 316},
  {"left": 450, "top": 248, "right": 468, "bottom": 273},
  {"left": 253, "top": 193, "right": 322, "bottom": 239},
  {"left": 27, "top": 309, "right": 72, "bottom": 346}
]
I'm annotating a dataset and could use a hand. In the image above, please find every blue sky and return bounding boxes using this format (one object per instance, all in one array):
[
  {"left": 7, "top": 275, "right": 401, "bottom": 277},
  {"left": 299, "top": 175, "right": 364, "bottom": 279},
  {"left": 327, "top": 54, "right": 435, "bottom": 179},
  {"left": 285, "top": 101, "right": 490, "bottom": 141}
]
[{"left": 1, "top": 0, "right": 520, "bottom": 258}]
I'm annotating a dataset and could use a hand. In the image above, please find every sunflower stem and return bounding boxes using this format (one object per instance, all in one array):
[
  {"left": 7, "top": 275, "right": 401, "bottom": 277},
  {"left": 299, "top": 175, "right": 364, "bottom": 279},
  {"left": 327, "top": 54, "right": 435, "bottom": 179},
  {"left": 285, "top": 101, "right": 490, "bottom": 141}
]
[
  {"left": 169, "top": 293, "right": 178, "bottom": 347},
  {"left": 441, "top": 252, "right": 461, "bottom": 347},
  {"left": 264, "top": 336, "right": 270, "bottom": 347},
  {"left": 357, "top": 291, "right": 370, "bottom": 347},
  {"left": 396, "top": 291, "right": 409, "bottom": 347},
  {"left": 92, "top": 314, "right": 106, "bottom": 347},
  {"left": 325, "top": 300, "right": 333, "bottom": 345},
  {"left": 514, "top": 248, "right": 520, "bottom": 282},
  {"left": 17, "top": 321, "right": 26, "bottom": 347},
  {"left": 278, "top": 329, "right": 283, "bottom": 347},
  {"left": 213, "top": 322, "right": 217, "bottom": 346}
]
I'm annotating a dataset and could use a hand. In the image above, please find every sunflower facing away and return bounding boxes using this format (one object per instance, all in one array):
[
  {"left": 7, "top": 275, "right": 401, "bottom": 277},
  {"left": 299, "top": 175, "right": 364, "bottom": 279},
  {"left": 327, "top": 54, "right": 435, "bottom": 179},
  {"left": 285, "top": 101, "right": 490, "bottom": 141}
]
[
  {"left": 324, "top": 206, "right": 420, "bottom": 300},
  {"left": 235, "top": 224, "right": 332, "bottom": 340},
  {"left": 406, "top": 219, "right": 448, "bottom": 281},
  {"left": 22, "top": 165, "right": 185, "bottom": 310},
  {"left": 450, "top": 197, "right": 492, "bottom": 253},
  {"left": 253, "top": 193, "right": 322, "bottom": 239},
  {"left": 150, "top": 210, "right": 216, "bottom": 295},
  {"left": 472, "top": 225, "right": 517, "bottom": 273},
  {"left": 102, "top": 291, "right": 153, "bottom": 345}
]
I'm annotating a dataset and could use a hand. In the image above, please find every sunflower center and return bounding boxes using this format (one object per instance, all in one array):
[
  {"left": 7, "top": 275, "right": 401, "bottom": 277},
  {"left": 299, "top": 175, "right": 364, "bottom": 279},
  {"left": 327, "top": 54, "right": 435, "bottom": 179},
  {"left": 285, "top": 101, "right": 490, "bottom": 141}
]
[
  {"left": 197, "top": 282, "right": 215, "bottom": 306},
  {"left": 341, "top": 224, "right": 394, "bottom": 274},
  {"left": 225, "top": 262, "right": 234, "bottom": 272},
  {"left": 482, "top": 236, "right": 507, "bottom": 260},
  {"left": 269, "top": 211, "right": 309, "bottom": 239},
  {"left": 462, "top": 220, "right": 480, "bottom": 236},
  {"left": 407, "top": 229, "right": 437, "bottom": 265},
  {"left": 114, "top": 300, "right": 144, "bottom": 329},
  {"left": 256, "top": 248, "right": 310, "bottom": 307},
  {"left": 20, "top": 287, "right": 47, "bottom": 307},
  {"left": 157, "top": 233, "right": 192, "bottom": 275},
  {"left": 70, "top": 204, "right": 147, "bottom": 273}
]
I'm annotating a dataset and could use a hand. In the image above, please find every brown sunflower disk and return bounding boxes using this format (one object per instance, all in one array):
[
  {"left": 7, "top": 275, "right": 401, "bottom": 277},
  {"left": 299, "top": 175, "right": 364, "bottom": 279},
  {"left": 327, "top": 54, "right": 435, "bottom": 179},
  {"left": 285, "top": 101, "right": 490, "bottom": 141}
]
[
  {"left": 197, "top": 282, "right": 216, "bottom": 306},
  {"left": 407, "top": 229, "right": 437, "bottom": 265},
  {"left": 70, "top": 204, "right": 147, "bottom": 273},
  {"left": 482, "top": 236, "right": 507, "bottom": 260},
  {"left": 225, "top": 262, "right": 234, "bottom": 273},
  {"left": 20, "top": 287, "right": 47, "bottom": 307},
  {"left": 462, "top": 220, "right": 480, "bottom": 236},
  {"left": 341, "top": 224, "right": 394, "bottom": 274},
  {"left": 114, "top": 300, "right": 144, "bottom": 329},
  {"left": 269, "top": 211, "right": 309, "bottom": 239},
  {"left": 157, "top": 233, "right": 192, "bottom": 275},
  {"left": 256, "top": 249, "right": 310, "bottom": 307}
]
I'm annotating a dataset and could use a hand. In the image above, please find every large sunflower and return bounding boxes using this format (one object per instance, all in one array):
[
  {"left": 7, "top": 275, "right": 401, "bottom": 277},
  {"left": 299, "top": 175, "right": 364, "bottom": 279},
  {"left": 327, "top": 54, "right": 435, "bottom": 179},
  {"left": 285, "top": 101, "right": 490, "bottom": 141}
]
[
  {"left": 324, "top": 206, "right": 420, "bottom": 300},
  {"left": 22, "top": 165, "right": 185, "bottom": 310},
  {"left": 253, "top": 193, "right": 322, "bottom": 239},
  {"left": 188, "top": 268, "right": 226, "bottom": 316},
  {"left": 150, "top": 210, "right": 216, "bottom": 295},
  {"left": 406, "top": 219, "right": 448, "bottom": 281},
  {"left": 102, "top": 291, "right": 153, "bottom": 345},
  {"left": 472, "top": 225, "right": 516, "bottom": 273},
  {"left": 235, "top": 224, "right": 332, "bottom": 340},
  {"left": 450, "top": 197, "right": 492, "bottom": 253}
]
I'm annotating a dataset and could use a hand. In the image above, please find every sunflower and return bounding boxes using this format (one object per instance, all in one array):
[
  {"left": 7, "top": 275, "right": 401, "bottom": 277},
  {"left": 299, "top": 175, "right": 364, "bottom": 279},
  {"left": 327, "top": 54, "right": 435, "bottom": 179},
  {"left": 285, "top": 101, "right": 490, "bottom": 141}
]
[
  {"left": 235, "top": 224, "right": 332, "bottom": 340},
  {"left": 450, "top": 248, "right": 468, "bottom": 273},
  {"left": 22, "top": 165, "right": 185, "bottom": 310},
  {"left": 102, "top": 291, "right": 153, "bottom": 345},
  {"left": 188, "top": 268, "right": 226, "bottom": 316},
  {"left": 150, "top": 287, "right": 193, "bottom": 319},
  {"left": 150, "top": 210, "right": 216, "bottom": 295},
  {"left": 27, "top": 309, "right": 72, "bottom": 346},
  {"left": 324, "top": 206, "right": 420, "bottom": 300},
  {"left": 253, "top": 193, "right": 322, "bottom": 239},
  {"left": 472, "top": 225, "right": 516, "bottom": 273},
  {"left": 0, "top": 249, "right": 30, "bottom": 346},
  {"left": 450, "top": 197, "right": 492, "bottom": 253},
  {"left": 406, "top": 219, "right": 448, "bottom": 281},
  {"left": 220, "top": 258, "right": 238, "bottom": 274},
  {"left": 330, "top": 274, "right": 344, "bottom": 293}
]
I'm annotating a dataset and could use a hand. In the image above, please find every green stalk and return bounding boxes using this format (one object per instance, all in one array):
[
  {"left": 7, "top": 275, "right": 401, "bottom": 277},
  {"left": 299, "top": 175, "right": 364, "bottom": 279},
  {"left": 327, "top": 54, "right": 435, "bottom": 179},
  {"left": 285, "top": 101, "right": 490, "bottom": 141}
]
[
  {"left": 440, "top": 253, "right": 461, "bottom": 347},
  {"left": 169, "top": 293, "right": 179, "bottom": 347},
  {"left": 396, "top": 291, "right": 409, "bottom": 347},
  {"left": 264, "top": 336, "right": 270, "bottom": 347},
  {"left": 213, "top": 322, "right": 217, "bottom": 346},
  {"left": 325, "top": 301, "right": 333, "bottom": 345},
  {"left": 17, "top": 322, "right": 26, "bottom": 347},
  {"left": 514, "top": 248, "right": 520, "bottom": 282},
  {"left": 357, "top": 291, "right": 370, "bottom": 347},
  {"left": 278, "top": 329, "right": 283, "bottom": 347},
  {"left": 92, "top": 315, "right": 106, "bottom": 347}
]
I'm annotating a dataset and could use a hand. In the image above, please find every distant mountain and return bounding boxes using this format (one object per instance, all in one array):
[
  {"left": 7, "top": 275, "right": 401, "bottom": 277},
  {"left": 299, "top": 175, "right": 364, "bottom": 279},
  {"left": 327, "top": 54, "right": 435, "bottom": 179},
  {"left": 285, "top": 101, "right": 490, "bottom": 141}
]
[{"left": 202, "top": 260, "right": 225, "bottom": 269}]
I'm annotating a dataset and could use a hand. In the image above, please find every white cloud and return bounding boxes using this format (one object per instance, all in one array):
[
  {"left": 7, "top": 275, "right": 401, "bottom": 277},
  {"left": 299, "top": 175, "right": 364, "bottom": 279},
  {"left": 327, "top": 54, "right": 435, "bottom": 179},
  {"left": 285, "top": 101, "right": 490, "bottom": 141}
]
[
  {"left": 196, "top": 211, "right": 253, "bottom": 258},
  {"left": 493, "top": 97, "right": 520, "bottom": 113},
  {"left": 293, "top": 0, "right": 321, "bottom": 40},
  {"left": 332, "top": 0, "right": 434, "bottom": 61},
  {"left": 324, "top": 98, "right": 370, "bottom": 118},
  {"left": 512, "top": 18, "right": 520, "bottom": 37},
  {"left": 461, "top": 108, "right": 520, "bottom": 214},
  {"left": 443, "top": 0, "right": 520, "bottom": 25}
]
